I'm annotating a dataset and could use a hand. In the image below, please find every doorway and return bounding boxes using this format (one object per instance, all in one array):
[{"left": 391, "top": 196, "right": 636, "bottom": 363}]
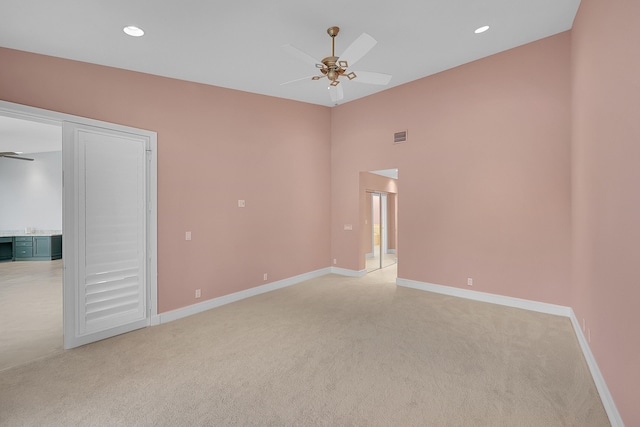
[
  {"left": 0, "top": 100, "right": 158, "bottom": 354},
  {"left": 361, "top": 168, "right": 398, "bottom": 274},
  {"left": 366, "top": 192, "right": 398, "bottom": 272},
  {"left": 0, "top": 116, "right": 63, "bottom": 370}
]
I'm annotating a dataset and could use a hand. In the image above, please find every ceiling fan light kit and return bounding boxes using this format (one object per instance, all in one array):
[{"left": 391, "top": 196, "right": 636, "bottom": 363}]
[{"left": 282, "top": 26, "right": 392, "bottom": 104}]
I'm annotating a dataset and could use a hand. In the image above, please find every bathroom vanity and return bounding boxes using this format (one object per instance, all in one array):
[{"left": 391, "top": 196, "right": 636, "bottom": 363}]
[{"left": 0, "top": 232, "right": 62, "bottom": 261}]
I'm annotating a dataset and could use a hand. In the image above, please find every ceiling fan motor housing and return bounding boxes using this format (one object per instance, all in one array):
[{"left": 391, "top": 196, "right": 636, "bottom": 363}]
[{"left": 320, "top": 56, "right": 346, "bottom": 82}]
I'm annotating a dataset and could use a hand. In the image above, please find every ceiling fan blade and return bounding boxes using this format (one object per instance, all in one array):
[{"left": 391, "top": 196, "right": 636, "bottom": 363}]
[
  {"left": 351, "top": 71, "right": 392, "bottom": 85},
  {"left": 280, "top": 75, "right": 318, "bottom": 86},
  {"left": 339, "top": 33, "right": 377, "bottom": 68},
  {"left": 329, "top": 84, "right": 344, "bottom": 103},
  {"left": 0, "top": 154, "right": 34, "bottom": 161},
  {"left": 281, "top": 44, "right": 321, "bottom": 67}
]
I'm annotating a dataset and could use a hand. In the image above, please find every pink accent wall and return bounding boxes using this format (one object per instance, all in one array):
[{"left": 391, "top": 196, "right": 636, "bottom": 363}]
[
  {"left": 332, "top": 33, "right": 572, "bottom": 306},
  {"left": 0, "top": 47, "right": 331, "bottom": 313},
  {"left": 571, "top": 0, "right": 640, "bottom": 424}
]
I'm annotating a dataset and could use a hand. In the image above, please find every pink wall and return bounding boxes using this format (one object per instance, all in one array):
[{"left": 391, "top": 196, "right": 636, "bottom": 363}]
[
  {"left": 571, "top": 0, "right": 640, "bottom": 424},
  {"left": 0, "top": 47, "right": 332, "bottom": 313},
  {"left": 332, "top": 33, "right": 572, "bottom": 306}
]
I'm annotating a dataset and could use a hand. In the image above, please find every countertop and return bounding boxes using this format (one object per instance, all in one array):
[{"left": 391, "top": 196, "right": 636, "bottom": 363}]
[{"left": 0, "top": 231, "right": 62, "bottom": 237}]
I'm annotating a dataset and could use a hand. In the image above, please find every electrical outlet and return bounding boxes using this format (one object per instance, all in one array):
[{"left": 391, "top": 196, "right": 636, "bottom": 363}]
[
  {"left": 263, "top": 273, "right": 268, "bottom": 281},
  {"left": 185, "top": 231, "right": 191, "bottom": 241},
  {"left": 195, "top": 289, "right": 201, "bottom": 298},
  {"left": 467, "top": 278, "right": 473, "bottom": 286},
  {"left": 238, "top": 200, "right": 246, "bottom": 208},
  {"left": 333, "top": 258, "right": 337, "bottom": 265}
]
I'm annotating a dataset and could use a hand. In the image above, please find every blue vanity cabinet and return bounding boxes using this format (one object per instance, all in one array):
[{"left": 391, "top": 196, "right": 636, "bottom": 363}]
[
  {"left": 14, "top": 236, "right": 34, "bottom": 259},
  {"left": 49, "top": 235, "right": 62, "bottom": 260},
  {"left": 33, "top": 235, "right": 62, "bottom": 260},
  {"left": 33, "top": 236, "right": 52, "bottom": 259},
  {"left": 11, "top": 235, "right": 62, "bottom": 261}
]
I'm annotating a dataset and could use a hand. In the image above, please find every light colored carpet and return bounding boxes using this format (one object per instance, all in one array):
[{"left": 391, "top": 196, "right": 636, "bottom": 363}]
[{"left": 0, "top": 265, "right": 609, "bottom": 426}]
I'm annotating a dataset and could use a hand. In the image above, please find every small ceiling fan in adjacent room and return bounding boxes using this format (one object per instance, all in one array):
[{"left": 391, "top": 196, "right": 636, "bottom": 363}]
[
  {"left": 0, "top": 152, "right": 34, "bottom": 161},
  {"left": 281, "top": 26, "right": 392, "bottom": 104}
]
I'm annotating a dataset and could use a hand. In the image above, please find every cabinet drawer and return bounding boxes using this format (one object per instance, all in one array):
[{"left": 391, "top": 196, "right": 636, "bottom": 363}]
[
  {"left": 14, "top": 236, "right": 33, "bottom": 242},
  {"left": 15, "top": 247, "right": 33, "bottom": 258},
  {"left": 15, "top": 241, "right": 33, "bottom": 247}
]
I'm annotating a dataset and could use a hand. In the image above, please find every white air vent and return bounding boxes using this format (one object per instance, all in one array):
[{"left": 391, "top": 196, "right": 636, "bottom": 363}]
[{"left": 394, "top": 130, "right": 407, "bottom": 144}]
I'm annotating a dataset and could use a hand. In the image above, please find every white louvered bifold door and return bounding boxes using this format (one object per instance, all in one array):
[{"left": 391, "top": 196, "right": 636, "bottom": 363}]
[{"left": 63, "top": 122, "right": 150, "bottom": 349}]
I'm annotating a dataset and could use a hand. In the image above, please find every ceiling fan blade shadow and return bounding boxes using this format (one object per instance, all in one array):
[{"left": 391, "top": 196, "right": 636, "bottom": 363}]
[
  {"left": 339, "top": 33, "right": 377, "bottom": 68},
  {"left": 329, "top": 85, "right": 344, "bottom": 103},
  {"left": 351, "top": 71, "right": 392, "bottom": 85},
  {"left": 281, "top": 44, "right": 320, "bottom": 67}
]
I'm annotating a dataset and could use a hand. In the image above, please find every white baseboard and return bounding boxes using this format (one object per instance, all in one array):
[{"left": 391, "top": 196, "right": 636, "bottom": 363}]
[
  {"left": 396, "top": 276, "right": 623, "bottom": 427},
  {"left": 568, "top": 310, "right": 624, "bottom": 426},
  {"left": 387, "top": 249, "right": 397, "bottom": 254},
  {"left": 156, "top": 267, "right": 331, "bottom": 325},
  {"left": 330, "top": 266, "right": 367, "bottom": 277},
  {"left": 395, "top": 277, "right": 571, "bottom": 316}
]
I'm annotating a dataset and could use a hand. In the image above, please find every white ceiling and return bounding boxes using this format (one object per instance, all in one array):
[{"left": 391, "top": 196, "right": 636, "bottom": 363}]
[
  {"left": 371, "top": 169, "right": 399, "bottom": 180},
  {"left": 0, "top": 116, "right": 61, "bottom": 155},
  {"left": 0, "top": 0, "right": 581, "bottom": 108},
  {"left": 0, "top": 1, "right": 581, "bottom": 153}
]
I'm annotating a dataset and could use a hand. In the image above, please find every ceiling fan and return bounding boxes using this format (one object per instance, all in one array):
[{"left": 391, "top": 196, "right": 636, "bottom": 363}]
[
  {"left": 281, "top": 26, "right": 392, "bottom": 104},
  {"left": 0, "top": 151, "right": 34, "bottom": 161}
]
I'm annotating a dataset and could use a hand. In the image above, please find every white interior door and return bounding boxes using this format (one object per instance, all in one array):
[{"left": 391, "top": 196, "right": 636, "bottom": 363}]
[{"left": 63, "top": 121, "right": 151, "bottom": 349}]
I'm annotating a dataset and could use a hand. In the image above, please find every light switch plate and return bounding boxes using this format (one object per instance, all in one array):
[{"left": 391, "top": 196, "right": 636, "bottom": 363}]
[{"left": 238, "top": 200, "right": 246, "bottom": 208}]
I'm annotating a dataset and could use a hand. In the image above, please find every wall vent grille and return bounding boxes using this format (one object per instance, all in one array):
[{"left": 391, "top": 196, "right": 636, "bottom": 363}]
[{"left": 394, "top": 130, "right": 408, "bottom": 144}]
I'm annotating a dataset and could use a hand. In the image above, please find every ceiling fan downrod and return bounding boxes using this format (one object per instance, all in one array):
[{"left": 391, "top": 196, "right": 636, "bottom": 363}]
[
  {"left": 315, "top": 26, "right": 355, "bottom": 87},
  {"left": 328, "top": 26, "right": 339, "bottom": 57}
]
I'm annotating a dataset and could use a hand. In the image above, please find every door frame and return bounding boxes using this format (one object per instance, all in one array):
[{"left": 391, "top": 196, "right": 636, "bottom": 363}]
[
  {"left": 367, "top": 191, "right": 388, "bottom": 272},
  {"left": 0, "top": 100, "right": 158, "bottom": 346}
]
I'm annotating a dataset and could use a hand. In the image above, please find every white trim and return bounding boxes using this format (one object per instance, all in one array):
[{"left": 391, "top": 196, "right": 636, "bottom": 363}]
[
  {"left": 396, "top": 277, "right": 571, "bottom": 316},
  {"left": 568, "top": 310, "right": 624, "bottom": 426},
  {"left": 330, "top": 266, "right": 367, "bottom": 277},
  {"left": 156, "top": 267, "right": 331, "bottom": 324},
  {"left": 381, "top": 193, "right": 388, "bottom": 256},
  {"left": 395, "top": 276, "right": 623, "bottom": 426}
]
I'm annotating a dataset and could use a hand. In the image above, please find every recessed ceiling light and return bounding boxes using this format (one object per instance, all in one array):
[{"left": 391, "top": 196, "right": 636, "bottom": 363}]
[
  {"left": 123, "top": 26, "right": 145, "bottom": 37},
  {"left": 475, "top": 25, "right": 490, "bottom": 34}
]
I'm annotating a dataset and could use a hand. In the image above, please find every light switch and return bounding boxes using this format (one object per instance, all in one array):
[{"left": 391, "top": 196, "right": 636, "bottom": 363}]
[
  {"left": 344, "top": 224, "right": 353, "bottom": 230},
  {"left": 185, "top": 231, "right": 192, "bottom": 241},
  {"left": 238, "top": 200, "right": 246, "bottom": 208}
]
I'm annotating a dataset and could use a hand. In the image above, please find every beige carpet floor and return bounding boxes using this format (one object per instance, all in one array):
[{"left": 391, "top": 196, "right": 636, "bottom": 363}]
[{"left": 0, "top": 265, "right": 609, "bottom": 426}]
